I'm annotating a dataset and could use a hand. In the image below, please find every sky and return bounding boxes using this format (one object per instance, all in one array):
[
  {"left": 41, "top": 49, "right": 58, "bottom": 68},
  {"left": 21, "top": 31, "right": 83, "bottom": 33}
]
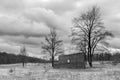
[{"left": 0, "top": 0, "right": 120, "bottom": 58}]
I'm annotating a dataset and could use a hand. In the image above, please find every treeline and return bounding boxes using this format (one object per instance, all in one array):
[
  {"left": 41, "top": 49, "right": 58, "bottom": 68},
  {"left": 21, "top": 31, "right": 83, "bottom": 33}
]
[
  {"left": 92, "top": 52, "right": 120, "bottom": 61},
  {"left": 0, "top": 52, "right": 49, "bottom": 64}
]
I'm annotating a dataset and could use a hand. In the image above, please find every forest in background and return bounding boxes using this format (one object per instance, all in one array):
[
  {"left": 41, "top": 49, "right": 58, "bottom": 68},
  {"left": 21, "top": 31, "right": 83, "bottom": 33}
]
[
  {"left": 0, "top": 51, "right": 120, "bottom": 64},
  {"left": 0, "top": 52, "right": 50, "bottom": 64}
]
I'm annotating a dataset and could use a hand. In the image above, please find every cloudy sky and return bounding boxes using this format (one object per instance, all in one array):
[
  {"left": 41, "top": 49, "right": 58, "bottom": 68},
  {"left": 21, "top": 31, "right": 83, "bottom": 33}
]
[{"left": 0, "top": 0, "right": 120, "bottom": 58}]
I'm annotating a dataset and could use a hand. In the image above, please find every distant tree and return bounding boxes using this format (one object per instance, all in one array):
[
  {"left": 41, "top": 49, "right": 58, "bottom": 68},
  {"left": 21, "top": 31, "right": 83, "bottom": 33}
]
[
  {"left": 42, "top": 28, "right": 63, "bottom": 68},
  {"left": 20, "top": 45, "right": 27, "bottom": 67},
  {"left": 96, "top": 42, "right": 111, "bottom": 63},
  {"left": 111, "top": 52, "right": 120, "bottom": 65},
  {"left": 71, "top": 6, "right": 113, "bottom": 67},
  {"left": 105, "top": 53, "right": 112, "bottom": 61},
  {"left": 0, "top": 51, "right": 47, "bottom": 64}
]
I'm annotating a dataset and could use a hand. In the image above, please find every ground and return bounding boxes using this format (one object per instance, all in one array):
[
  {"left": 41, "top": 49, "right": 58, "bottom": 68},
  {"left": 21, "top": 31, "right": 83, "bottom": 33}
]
[{"left": 0, "top": 62, "right": 120, "bottom": 80}]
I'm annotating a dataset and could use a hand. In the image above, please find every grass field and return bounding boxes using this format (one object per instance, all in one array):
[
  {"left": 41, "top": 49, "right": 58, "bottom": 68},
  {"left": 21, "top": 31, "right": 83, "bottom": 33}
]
[{"left": 0, "top": 62, "right": 120, "bottom": 80}]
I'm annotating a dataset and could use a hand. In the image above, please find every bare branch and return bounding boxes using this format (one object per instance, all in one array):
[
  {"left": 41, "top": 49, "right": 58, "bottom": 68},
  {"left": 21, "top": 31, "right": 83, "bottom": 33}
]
[{"left": 71, "top": 6, "right": 113, "bottom": 67}]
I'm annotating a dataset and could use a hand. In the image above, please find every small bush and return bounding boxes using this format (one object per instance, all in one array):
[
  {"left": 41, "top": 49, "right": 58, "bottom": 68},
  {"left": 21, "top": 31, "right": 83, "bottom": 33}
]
[
  {"left": 111, "top": 61, "right": 119, "bottom": 65},
  {"left": 9, "top": 68, "right": 14, "bottom": 73}
]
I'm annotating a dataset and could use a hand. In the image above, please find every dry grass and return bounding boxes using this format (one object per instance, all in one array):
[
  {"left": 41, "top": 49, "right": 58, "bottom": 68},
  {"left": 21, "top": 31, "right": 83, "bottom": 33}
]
[{"left": 0, "top": 62, "right": 120, "bottom": 80}]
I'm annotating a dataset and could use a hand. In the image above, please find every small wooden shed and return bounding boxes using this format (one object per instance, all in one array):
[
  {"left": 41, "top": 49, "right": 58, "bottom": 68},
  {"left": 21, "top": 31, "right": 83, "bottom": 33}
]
[{"left": 55, "top": 53, "right": 85, "bottom": 69}]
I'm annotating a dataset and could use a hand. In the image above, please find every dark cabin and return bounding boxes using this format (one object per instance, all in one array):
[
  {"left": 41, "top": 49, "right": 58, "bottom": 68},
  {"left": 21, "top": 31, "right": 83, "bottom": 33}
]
[{"left": 54, "top": 53, "right": 85, "bottom": 69}]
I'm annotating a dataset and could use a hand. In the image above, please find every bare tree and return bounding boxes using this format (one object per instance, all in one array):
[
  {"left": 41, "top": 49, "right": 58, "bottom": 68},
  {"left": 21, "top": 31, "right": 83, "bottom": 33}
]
[
  {"left": 42, "top": 28, "right": 63, "bottom": 68},
  {"left": 72, "top": 6, "right": 113, "bottom": 67},
  {"left": 20, "top": 45, "right": 27, "bottom": 67}
]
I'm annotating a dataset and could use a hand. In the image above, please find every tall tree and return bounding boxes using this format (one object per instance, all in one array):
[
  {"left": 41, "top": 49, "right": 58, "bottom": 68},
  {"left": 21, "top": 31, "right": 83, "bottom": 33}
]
[
  {"left": 71, "top": 6, "right": 113, "bottom": 67},
  {"left": 42, "top": 28, "right": 63, "bottom": 68}
]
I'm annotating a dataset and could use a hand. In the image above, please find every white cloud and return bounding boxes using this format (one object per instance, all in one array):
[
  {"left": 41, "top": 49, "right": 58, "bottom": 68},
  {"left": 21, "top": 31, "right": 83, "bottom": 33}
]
[
  {"left": 24, "top": 0, "right": 78, "bottom": 14},
  {"left": 24, "top": 7, "right": 65, "bottom": 30},
  {"left": 0, "top": 0, "right": 25, "bottom": 14},
  {"left": 2, "top": 36, "right": 42, "bottom": 46},
  {"left": 0, "top": 38, "right": 20, "bottom": 54},
  {"left": 0, "top": 0, "right": 119, "bottom": 57},
  {"left": 0, "top": 16, "right": 50, "bottom": 37}
]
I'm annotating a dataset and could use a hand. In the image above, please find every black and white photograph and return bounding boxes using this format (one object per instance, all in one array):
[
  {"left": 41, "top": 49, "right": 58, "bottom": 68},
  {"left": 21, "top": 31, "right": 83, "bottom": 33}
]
[{"left": 0, "top": 0, "right": 120, "bottom": 80}]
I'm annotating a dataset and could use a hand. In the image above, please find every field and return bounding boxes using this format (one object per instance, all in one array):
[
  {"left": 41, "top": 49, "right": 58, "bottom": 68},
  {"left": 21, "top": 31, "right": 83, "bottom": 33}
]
[{"left": 0, "top": 62, "right": 120, "bottom": 80}]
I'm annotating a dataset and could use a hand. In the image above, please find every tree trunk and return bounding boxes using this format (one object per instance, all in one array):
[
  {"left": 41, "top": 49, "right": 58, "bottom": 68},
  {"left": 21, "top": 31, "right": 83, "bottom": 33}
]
[
  {"left": 89, "top": 61, "right": 92, "bottom": 67},
  {"left": 88, "top": 30, "right": 93, "bottom": 67},
  {"left": 22, "top": 56, "right": 25, "bottom": 67},
  {"left": 84, "top": 53, "right": 87, "bottom": 69},
  {"left": 22, "top": 56, "right": 26, "bottom": 67},
  {"left": 22, "top": 62, "right": 24, "bottom": 67},
  {"left": 88, "top": 54, "right": 93, "bottom": 67},
  {"left": 51, "top": 54, "right": 54, "bottom": 68},
  {"left": 87, "top": 47, "right": 93, "bottom": 67}
]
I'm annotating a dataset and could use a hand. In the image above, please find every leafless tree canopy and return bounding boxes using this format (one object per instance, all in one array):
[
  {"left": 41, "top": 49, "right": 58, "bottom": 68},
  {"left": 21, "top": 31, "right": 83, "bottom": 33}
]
[
  {"left": 20, "top": 45, "right": 27, "bottom": 67},
  {"left": 20, "top": 46, "right": 27, "bottom": 56},
  {"left": 42, "top": 28, "right": 63, "bottom": 67},
  {"left": 71, "top": 6, "right": 113, "bottom": 67}
]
